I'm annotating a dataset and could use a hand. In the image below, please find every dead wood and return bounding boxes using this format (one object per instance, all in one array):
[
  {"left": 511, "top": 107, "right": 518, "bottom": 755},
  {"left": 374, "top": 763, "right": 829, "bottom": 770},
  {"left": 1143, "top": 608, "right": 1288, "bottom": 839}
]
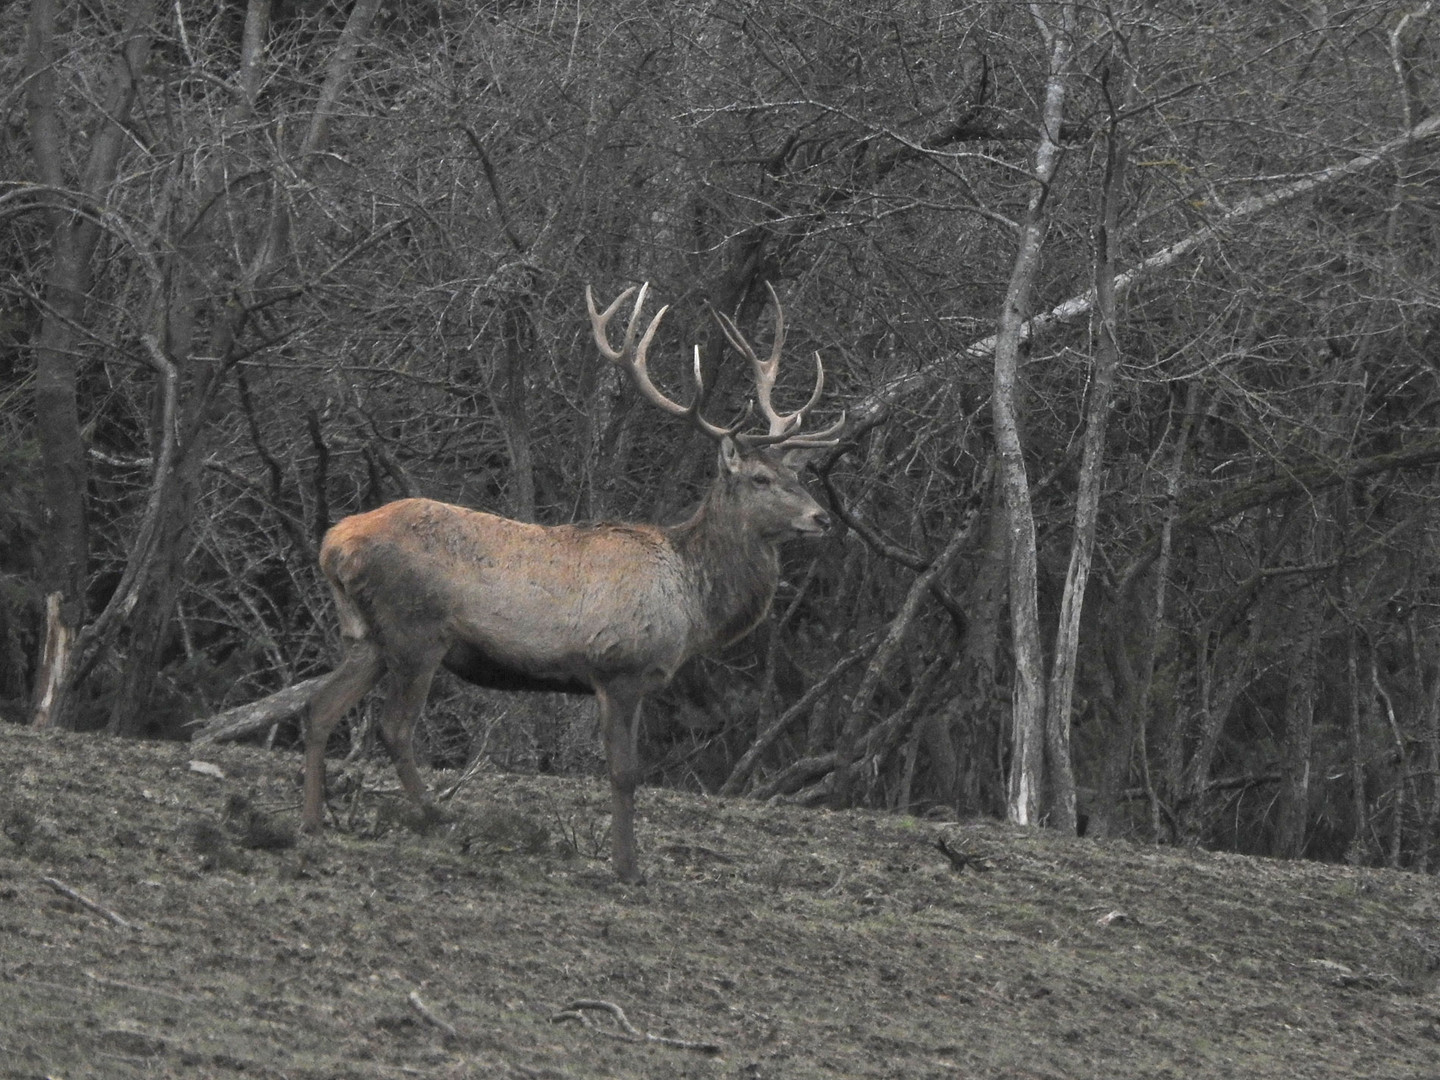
[{"left": 189, "top": 676, "right": 327, "bottom": 744}]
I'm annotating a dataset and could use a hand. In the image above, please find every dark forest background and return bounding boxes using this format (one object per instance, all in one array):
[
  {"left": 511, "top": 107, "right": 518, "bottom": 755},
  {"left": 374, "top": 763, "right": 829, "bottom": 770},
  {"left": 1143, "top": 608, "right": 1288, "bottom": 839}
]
[{"left": 4, "top": 0, "right": 1440, "bottom": 869}]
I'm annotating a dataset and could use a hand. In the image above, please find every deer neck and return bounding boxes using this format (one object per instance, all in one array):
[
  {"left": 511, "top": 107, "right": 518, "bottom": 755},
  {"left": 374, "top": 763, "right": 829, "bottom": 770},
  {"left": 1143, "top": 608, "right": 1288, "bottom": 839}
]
[{"left": 668, "top": 492, "right": 780, "bottom": 654}]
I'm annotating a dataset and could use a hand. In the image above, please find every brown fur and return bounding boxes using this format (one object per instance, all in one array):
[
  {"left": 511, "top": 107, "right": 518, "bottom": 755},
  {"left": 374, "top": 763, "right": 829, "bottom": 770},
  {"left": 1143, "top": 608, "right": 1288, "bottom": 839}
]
[{"left": 301, "top": 443, "right": 829, "bottom": 882}]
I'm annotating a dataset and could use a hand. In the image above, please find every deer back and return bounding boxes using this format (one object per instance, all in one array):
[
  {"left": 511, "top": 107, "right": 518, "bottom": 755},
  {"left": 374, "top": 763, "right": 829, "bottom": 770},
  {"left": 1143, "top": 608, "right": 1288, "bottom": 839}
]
[{"left": 321, "top": 499, "right": 705, "bottom": 687}]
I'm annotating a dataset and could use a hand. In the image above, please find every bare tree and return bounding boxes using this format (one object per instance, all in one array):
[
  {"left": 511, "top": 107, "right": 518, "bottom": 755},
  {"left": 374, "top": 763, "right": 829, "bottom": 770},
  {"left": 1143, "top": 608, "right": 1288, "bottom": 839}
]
[
  {"left": 26, "top": 0, "right": 159, "bottom": 728},
  {"left": 20, "top": 0, "right": 384, "bottom": 734},
  {"left": 990, "top": 2, "right": 1079, "bottom": 826}
]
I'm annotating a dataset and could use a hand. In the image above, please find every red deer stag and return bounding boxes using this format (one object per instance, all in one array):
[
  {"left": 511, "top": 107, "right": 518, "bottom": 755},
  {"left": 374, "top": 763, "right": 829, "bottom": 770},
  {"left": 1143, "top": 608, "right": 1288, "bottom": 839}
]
[{"left": 302, "top": 283, "right": 843, "bottom": 882}]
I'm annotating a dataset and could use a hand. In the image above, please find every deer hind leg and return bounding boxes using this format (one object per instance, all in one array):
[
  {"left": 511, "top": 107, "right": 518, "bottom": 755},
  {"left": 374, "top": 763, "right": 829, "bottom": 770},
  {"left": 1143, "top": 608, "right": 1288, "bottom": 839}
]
[
  {"left": 374, "top": 652, "right": 444, "bottom": 819},
  {"left": 595, "top": 676, "right": 648, "bottom": 884},
  {"left": 302, "top": 636, "right": 383, "bottom": 833}
]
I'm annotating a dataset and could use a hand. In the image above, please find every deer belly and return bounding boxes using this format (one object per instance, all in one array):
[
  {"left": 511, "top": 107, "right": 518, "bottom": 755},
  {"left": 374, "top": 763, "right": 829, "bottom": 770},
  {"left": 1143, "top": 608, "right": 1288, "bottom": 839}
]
[
  {"left": 448, "top": 575, "right": 687, "bottom": 681},
  {"left": 440, "top": 640, "right": 594, "bottom": 695}
]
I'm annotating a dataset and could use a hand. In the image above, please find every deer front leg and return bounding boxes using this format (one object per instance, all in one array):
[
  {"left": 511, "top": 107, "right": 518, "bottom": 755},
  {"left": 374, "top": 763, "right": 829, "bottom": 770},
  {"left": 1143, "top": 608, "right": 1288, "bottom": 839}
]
[{"left": 596, "top": 678, "right": 646, "bottom": 884}]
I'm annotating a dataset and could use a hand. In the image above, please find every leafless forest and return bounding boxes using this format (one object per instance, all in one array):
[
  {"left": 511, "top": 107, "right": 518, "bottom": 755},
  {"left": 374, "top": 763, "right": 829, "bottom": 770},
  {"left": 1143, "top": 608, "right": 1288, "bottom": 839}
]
[{"left": 5, "top": 0, "right": 1440, "bottom": 869}]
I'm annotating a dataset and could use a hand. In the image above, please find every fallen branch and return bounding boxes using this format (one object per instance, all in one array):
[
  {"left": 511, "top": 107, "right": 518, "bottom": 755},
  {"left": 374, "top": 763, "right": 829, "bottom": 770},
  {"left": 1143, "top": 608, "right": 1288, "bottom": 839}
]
[
  {"left": 933, "top": 837, "right": 993, "bottom": 873},
  {"left": 407, "top": 989, "right": 459, "bottom": 1041},
  {"left": 41, "top": 876, "right": 142, "bottom": 931},
  {"left": 720, "top": 643, "right": 874, "bottom": 796},
  {"left": 753, "top": 668, "right": 952, "bottom": 805},
  {"left": 189, "top": 675, "right": 327, "bottom": 743},
  {"left": 550, "top": 998, "right": 720, "bottom": 1055},
  {"left": 751, "top": 753, "right": 837, "bottom": 803}
]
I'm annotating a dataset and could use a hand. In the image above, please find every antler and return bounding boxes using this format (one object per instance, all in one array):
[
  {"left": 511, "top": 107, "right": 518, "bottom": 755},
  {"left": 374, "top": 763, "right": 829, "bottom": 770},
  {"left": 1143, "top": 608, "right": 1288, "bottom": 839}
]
[
  {"left": 709, "top": 282, "right": 845, "bottom": 448},
  {"left": 586, "top": 283, "right": 739, "bottom": 442}
]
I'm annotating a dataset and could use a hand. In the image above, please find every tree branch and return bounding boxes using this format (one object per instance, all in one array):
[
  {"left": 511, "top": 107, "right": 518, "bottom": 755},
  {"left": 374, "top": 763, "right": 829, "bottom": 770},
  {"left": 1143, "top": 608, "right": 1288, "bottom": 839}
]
[
  {"left": 846, "top": 111, "right": 1440, "bottom": 429},
  {"left": 190, "top": 675, "right": 329, "bottom": 743}
]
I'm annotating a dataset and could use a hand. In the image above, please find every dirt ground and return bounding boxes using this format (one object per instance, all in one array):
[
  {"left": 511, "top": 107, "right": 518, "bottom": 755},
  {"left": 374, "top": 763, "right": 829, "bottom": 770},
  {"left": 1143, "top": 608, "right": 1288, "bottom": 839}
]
[{"left": 1, "top": 723, "right": 1438, "bottom": 1079}]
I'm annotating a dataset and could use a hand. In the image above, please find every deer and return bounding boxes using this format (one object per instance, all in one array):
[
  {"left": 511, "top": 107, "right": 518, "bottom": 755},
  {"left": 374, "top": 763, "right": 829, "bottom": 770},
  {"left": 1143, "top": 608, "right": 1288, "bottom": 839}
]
[{"left": 300, "top": 282, "right": 843, "bottom": 882}]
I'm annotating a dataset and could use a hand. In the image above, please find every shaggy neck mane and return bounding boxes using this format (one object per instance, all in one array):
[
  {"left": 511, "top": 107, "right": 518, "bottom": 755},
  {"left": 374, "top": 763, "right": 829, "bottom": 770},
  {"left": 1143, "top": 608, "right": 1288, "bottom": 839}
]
[{"left": 667, "top": 484, "right": 780, "bottom": 653}]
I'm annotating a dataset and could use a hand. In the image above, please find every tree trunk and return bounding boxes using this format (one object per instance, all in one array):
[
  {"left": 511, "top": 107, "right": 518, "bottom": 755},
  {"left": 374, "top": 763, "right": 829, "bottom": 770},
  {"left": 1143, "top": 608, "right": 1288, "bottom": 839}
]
[
  {"left": 1041, "top": 53, "right": 1130, "bottom": 832},
  {"left": 1344, "top": 624, "right": 1369, "bottom": 865},
  {"left": 1092, "top": 386, "right": 1198, "bottom": 837},
  {"left": 945, "top": 495, "right": 1009, "bottom": 816},
  {"left": 99, "top": 0, "right": 383, "bottom": 736},
  {"left": 499, "top": 296, "right": 538, "bottom": 522},
  {"left": 27, "top": 0, "right": 158, "bottom": 729},
  {"left": 992, "top": 4, "right": 1077, "bottom": 826},
  {"left": 104, "top": 403, "right": 206, "bottom": 737},
  {"left": 1275, "top": 587, "right": 1320, "bottom": 858},
  {"left": 1172, "top": 611, "right": 1259, "bottom": 843}
]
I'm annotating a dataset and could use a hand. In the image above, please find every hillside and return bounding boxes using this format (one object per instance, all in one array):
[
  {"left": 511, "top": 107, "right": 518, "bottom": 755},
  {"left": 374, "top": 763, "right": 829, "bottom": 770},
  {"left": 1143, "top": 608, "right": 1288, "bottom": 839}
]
[{"left": 0, "top": 723, "right": 1436, "bottom": 1079}]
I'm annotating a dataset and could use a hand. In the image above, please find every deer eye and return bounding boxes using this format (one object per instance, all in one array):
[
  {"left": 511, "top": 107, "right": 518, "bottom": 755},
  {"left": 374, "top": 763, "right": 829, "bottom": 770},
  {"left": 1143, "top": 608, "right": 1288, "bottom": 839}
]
[{"left": 751, "top": 472, "right": 773, "bottom": 488}]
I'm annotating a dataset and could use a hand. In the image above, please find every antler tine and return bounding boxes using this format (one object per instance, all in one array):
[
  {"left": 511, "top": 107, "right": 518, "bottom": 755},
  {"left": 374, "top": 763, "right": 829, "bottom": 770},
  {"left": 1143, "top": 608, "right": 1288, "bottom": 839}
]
[
  {"left": 585, "top": 283, "right": 644, "bottom": 363},
  {"left": 711, "top": 282, "right": 841, "bottom": 447},
  {"left": 586, "top": 283, "right": 737, "bottom": 442},
  {"left": 773, "top": 407, "right": 847, "bottom": 448}
]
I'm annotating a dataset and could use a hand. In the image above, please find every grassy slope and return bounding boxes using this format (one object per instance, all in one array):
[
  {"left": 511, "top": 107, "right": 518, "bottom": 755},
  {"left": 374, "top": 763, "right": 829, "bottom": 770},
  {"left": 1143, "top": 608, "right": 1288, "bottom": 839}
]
[{"left": 1, "top": 723, "right": 1437, "bottom": 1079}]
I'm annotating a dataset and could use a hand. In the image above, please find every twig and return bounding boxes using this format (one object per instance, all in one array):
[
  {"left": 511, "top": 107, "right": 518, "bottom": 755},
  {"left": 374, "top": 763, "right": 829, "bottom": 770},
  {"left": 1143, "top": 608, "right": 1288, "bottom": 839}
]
[
  {"left": 437, "top": 742, "right": 493, "bottom": 803},
  {"left": 41, "top": 877, "right": 142, "bottom": 931},
  {"left": 550, "top": 998, "right": 721, "bottom": 1054},
  {"left": 407, "top": 990, "right": 459, "bottom": 1040}
]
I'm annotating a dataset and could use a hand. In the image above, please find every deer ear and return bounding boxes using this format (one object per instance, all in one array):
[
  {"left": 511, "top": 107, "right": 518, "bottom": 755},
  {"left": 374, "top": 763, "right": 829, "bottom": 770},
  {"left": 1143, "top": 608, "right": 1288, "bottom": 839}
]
[{"left": 717, "top": 435, "right": 743, "bottom": 475}]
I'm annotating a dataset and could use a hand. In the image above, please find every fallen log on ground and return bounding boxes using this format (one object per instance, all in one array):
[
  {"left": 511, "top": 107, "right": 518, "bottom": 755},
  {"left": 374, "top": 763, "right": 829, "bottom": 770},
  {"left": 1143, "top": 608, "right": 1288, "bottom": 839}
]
[{"left": 189, "top": 676, "right": 326, "bottom": 744}]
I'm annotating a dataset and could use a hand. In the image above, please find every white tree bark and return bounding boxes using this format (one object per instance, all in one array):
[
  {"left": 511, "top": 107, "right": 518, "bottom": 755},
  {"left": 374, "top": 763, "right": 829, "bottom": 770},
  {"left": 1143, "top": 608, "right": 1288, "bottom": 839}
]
[{"left": 993, "top": 3, "right": 1077, "bottom": 825}]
